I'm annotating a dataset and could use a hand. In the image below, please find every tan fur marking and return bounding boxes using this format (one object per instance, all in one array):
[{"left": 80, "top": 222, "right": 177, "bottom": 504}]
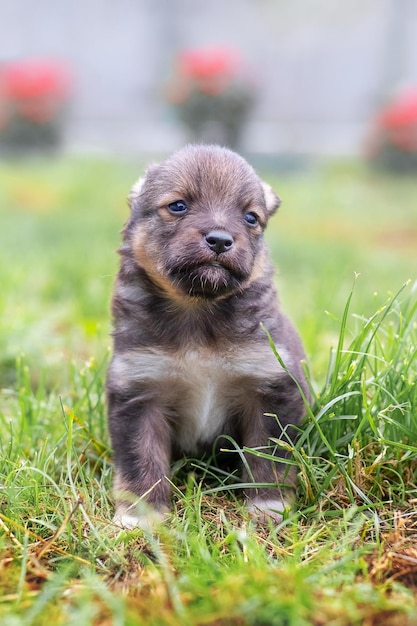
[{"left": 131, "top": 227, "right": 186, "bottom": 302}]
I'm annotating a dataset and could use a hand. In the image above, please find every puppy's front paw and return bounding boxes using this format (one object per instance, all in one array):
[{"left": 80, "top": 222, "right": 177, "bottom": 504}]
[
  {"left": 113, "top": 512, "right": 144, "bottom": 530},
  {"left": 247, "top": 497, "right": 291, "bottom": 524},
  {"left": 113, "top": 506, "right": 167, "bottom": 531}
]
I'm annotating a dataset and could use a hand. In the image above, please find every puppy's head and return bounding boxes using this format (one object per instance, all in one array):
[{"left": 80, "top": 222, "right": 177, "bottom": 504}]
[{"left": 123, "top": 145, "right": 280, "bottom": 301}]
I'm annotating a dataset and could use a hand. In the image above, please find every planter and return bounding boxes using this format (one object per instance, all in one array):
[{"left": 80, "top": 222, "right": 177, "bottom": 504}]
[
  {"left": 167, "top": 47, "right": 256, "bottom": 150},
  {"left": 365, "top": 88, "right": 417, "bottom": 172},
  {"left": 0, "top": 59, "right": 71, "bottom": 155}
]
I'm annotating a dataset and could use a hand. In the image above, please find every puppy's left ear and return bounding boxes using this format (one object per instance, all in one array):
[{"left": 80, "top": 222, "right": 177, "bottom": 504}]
[{"left": 261, "top": 181, "right": 281, "bottom": 217}]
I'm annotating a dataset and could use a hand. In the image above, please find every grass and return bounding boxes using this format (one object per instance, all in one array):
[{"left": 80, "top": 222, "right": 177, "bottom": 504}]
[{"left": 1, "top": 154, "right": 417, "bottom": 625}]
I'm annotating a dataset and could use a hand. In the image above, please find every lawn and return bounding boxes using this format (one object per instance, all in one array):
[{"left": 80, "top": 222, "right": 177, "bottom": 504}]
[{"left": 0, "top": 154, "right": 417, "bottom": 625}]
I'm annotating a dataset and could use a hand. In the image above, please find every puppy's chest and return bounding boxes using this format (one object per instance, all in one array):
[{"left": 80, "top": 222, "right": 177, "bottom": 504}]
[
  {"left": 111, "top": 341, "right": 288, "bottom": 453},
  {"left": 171, "top": 349, "right": 238, "bottom": 450}
]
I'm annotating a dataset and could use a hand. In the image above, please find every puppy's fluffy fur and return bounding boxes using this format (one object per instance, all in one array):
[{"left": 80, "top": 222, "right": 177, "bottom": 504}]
[{"left": 106, "top": 144, "right": 308, "bottom": 527}]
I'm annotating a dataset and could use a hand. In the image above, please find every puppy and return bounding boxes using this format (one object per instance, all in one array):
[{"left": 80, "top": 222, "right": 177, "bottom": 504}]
[{"left": 106, "top": 144, "right": 308, "bottom": 528}]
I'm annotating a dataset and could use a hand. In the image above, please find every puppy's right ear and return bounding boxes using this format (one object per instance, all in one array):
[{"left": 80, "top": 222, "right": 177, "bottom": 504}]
[
  {"left": 127, "top": 162, "right": 161, "bottom": 212},
  {"left": 128, "top": 176, "right": 145, "bottom": 210},
  {"left": 261, "top": 181, "right": 281, "bottom": 217}
]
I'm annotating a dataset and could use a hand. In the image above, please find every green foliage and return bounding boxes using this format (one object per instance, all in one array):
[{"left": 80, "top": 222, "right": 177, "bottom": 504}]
[{"left": 1, "top": 155, "right": 417, "bottom": 624}]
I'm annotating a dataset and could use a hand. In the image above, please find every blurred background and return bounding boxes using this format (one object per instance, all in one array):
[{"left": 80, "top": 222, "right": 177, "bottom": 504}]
[
  {"left": 1, "top": 0, "right": 417, "bottom": 386},
  {"left": 1, "top": 0, "right": 417, "bottom": 158}
]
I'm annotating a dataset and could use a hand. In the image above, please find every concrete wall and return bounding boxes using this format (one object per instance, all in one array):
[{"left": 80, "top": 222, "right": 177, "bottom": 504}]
[{"left": 1, "top": 0, "right": 417, "bottom": 154}]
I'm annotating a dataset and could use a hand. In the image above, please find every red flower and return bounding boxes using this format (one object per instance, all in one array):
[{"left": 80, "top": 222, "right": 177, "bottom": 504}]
[
  {"left": 2, "top": 59, "right": 71, "bottom": 101},
  {"left": 167, "top": 47, "right": 253, "bottom": 104},
  {"left": 0, "top": 59, "right": 72, "bottom": 125},
  {"left": 178, "top": 48, "right": 239, "bottom": 81},
  {"left": 377, "top": 88, "right": 417, "bottom": 129}
]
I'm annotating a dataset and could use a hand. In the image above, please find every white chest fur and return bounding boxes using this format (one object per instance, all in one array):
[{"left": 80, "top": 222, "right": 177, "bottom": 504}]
[{"left": 109, "top": 342, "right": 290, "bottom": 453}]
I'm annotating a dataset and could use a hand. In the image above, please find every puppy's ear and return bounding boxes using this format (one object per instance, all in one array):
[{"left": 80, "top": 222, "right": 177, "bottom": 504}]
[
  {"left": 261, "top": 181, "right": 281, "bottom": 217},
  {"left": 127, "top": 163, "right": 160, "bottom": 212},
  {"left": 128, "top": 176, "right": 145, "bottom": 210}
]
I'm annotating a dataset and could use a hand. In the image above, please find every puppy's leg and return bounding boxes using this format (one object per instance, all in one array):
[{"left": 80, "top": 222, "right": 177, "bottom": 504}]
[
  {"left": 244, "top": 455, "right": 294, "bottom": 524},
  {"left": 108, "top": 394, "right": 172, "bottom": 529},
  {"left": 243, "top": 443, "right": 294, "bottom": 524},
  {"left": 242, "top": 389, "right": 302, "bottom": 523}
]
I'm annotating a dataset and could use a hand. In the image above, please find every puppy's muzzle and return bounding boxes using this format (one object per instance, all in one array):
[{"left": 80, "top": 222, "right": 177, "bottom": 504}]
[{"left": 204, "top": 230, "right": 234, "bottom": 255}]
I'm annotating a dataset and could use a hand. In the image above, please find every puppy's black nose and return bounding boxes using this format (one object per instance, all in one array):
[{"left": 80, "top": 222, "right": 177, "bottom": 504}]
[{"left": 205, "top": 230, "right": 234, "bottom": 254}]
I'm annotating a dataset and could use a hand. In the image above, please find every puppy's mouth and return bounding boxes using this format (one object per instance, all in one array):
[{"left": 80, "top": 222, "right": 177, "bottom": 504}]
[{"left": 169, "top": 261, "right": 247, "bottom": 299}]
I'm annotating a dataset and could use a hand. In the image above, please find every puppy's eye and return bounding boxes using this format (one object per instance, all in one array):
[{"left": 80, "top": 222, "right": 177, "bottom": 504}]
[
  {"left": 244, "top": 212, "right": 259, "bottom": 227},
  {"left": 167, "top": 200, "right": 188, "bottom": 215}
]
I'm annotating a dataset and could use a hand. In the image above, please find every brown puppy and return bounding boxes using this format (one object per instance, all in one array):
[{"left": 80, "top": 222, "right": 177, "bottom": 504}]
[{"left": 106, "top": 144, "right": 308, "bottom": 528}]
